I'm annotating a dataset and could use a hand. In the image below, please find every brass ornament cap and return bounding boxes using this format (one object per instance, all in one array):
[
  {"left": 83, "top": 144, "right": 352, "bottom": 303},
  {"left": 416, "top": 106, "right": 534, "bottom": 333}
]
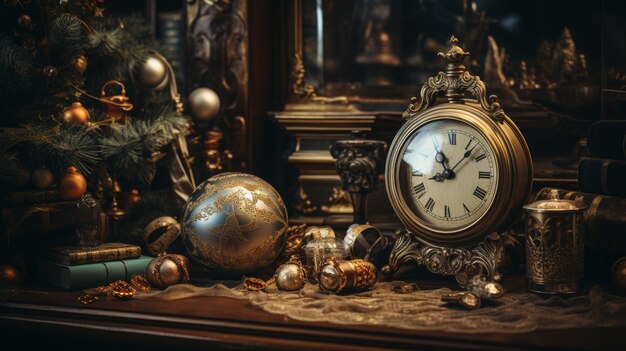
[
  {"left": 58, "top": 166, "right": 87, "bottom": 200},
  {"left": 62, "top": 102, "right": 90, "bottom": 125}
]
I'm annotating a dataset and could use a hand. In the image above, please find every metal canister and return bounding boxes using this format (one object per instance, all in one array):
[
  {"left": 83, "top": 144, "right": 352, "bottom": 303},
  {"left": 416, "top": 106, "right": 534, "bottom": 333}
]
[
  {"left": 318, "top": 259, "right": 378, "bottom": 294},
  {"left": 523, "top": 189, "right": 586, "bottom": 294}
]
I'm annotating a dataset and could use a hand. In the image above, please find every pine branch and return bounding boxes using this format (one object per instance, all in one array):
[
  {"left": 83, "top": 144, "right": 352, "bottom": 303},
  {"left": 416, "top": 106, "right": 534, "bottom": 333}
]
[
  {"left": 99, "top": 122, "right": 155, "bottom": 184},
  {"left": 48, "top": 13, "right": 87, "bottom": 64},
  {"left": 4, "top": 124, "right": 100, "bottom": 174}
]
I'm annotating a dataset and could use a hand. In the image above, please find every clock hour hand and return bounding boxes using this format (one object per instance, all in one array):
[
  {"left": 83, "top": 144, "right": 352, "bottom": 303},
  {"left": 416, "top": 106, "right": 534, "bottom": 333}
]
[
  {"left": 428, "top": 173, "right": 444, "bottom": 182},
  {"left": 449, "top": 144, "right": 478, "bottom": 174}
]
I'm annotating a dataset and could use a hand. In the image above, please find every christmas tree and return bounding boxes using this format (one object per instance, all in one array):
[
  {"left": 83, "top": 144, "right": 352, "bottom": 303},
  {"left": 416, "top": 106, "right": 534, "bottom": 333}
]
[{"left": 0, "top": 1, "right": 194, "bottom": 244}]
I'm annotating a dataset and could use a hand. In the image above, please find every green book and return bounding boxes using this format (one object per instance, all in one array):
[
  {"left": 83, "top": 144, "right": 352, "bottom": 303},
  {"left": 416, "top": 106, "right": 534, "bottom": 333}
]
[{"left": 36, "top": 255, "right": 153, "bottom": 290}]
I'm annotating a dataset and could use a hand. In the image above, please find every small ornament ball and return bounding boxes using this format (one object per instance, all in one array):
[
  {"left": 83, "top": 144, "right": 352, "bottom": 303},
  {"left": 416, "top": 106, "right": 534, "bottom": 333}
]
[
  {"left": 73, "top": 54, "right": 88, "bottom": 75},
  {"left": 62, "top": 102, "right": 90, "bottom": 125},
  {"left": 275, "top": 258, "right": 307, "bottom": 291},
  {"left": 0, "top": 265, "right": 20, "bottom": 287},
  {"left": 43, "top": 65, "right": 58, "bottom": 77},
  {"left": 188, "top": 87, "right": 221, "bottom": 121},
  {"left": 146, "top": 253, "right": 190, "bottom": 288},
  {"left": 18, "top": 14, "right": 32, "bottom": 28},
  {"left": 58, "top": 166, "right": 87, "bottom": 200},
  {"left": 31, "top": 166, "right": 54, "bottom": 189},
  {"left": 612, "top": 257, "right": 626, "bottom": 290},
  {"left": 137, "top": 55, "right": 167, "bottom": 90}
]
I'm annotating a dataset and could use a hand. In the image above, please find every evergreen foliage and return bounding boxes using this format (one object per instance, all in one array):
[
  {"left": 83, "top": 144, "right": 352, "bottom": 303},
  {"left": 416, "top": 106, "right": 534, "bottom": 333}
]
[{"left": 0, "top": 1, "right": 189, "bottom": 187}]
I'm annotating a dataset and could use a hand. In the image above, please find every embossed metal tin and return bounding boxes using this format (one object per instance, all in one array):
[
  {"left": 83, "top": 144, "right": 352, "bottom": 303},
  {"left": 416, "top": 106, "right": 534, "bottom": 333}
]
[
  {"left": 523, "top": 189, "right": 586, "bottom": 294},
  {"left": 318, "top": 259, "right": 378, "bottom": 294}
]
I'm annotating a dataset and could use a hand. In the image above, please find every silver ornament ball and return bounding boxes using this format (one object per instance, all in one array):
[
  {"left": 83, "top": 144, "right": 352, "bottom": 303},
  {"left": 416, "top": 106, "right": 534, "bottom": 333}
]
[
  {"left": 181, "top": 173, "right": 288, "bottom": 275},
  {"left": 31, "top": 167, "right": 54, "bottom": 189},
  {"left": 137, "top": 55, "right": 168, "bottom": 90},
  {"left": 276, "top": 263, "right": 306, "bottom": 291},
  {"left": 188, "top": 87, "right": 221, "bottom": 121}
]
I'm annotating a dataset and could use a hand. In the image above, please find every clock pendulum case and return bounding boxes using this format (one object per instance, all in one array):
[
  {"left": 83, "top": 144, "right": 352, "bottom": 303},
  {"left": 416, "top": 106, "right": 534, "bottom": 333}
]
[{"left": 382, "top": 37, "right": 533, "bottom": 285}]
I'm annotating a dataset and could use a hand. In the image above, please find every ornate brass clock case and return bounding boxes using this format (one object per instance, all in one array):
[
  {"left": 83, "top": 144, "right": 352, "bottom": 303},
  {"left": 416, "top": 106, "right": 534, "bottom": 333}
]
[{"left": 383, "top": 37, "right": 533, "bottom": 285}]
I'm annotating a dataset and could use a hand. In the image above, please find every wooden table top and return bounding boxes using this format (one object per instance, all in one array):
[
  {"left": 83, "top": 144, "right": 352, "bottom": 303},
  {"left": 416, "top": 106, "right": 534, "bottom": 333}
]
[{"left": 1, "top": 275, "right": 625, "bottom": 351}]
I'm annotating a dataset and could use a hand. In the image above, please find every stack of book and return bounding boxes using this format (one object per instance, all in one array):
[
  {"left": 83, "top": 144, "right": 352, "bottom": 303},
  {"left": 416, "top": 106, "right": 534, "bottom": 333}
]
[
  {"left": 535, "top": 120, "right": 626, "bottom": 256},
  {"left": 37, "top": 242, "right": 152, "bottom": 290}
]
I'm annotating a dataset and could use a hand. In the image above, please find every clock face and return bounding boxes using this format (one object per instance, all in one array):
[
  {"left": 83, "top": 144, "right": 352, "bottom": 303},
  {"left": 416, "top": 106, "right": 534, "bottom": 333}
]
[{"left": 399, "top": 119, "right": 498, "bottom": 231}]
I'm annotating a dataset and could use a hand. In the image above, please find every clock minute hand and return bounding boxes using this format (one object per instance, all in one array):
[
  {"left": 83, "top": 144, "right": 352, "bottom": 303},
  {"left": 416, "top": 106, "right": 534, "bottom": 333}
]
[{"left": 449, "top": 144, "right": 478, "bottom": 173}]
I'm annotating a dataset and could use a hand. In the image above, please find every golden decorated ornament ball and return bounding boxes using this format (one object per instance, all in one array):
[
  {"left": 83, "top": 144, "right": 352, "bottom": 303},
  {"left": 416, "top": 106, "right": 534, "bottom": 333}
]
[
  {"left": 181, "top": 173, "right": 288, "bottom": 275},
  {"left": 57, "top": 166, "right": 87, "bottom": 200},
  {"left": 275, "top": 259, "right": 307, "bottom": 291},
  {"left": 146, "top": 253, "right": 190, "bottom": 288}
]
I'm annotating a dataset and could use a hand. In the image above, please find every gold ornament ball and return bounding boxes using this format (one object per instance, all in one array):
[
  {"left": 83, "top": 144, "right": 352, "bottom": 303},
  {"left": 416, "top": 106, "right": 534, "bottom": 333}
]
[
  {"left": 43, "top": 65, "right": 58, "bottom": 77},
  {"left": 146, "top": 254, "right": 190, "bottom": 288},
  {"left": 181, "top": 173, "right": 288, "bottom": 275},
  {"left": 58, "top": 166, "right": 87, "bottom": 200},
  {"left": 62, "top": 102, "right": 90, "bottom": 125},
  {"left": 73, "top": 54, "right": 88, "bottom": 75},
  {"left": 188, "top": 88, "right": 220, "bottom": 122},
  {"left": 137, "top": 55, "right": 167, "bottom": 90},
  {"left": 612, "top": 257, "right": 626, "bottom": 290},
  {"left": 0, "top": 265, "right": 20, "bottom": 286},
  {"left": 276, "top": 262, "right": 307, "bottom": 291},
  {"left": 18, "top": 14, "right": 32, "bottom": 28},
  {"left": 31, "top": 166, "right": 54, "bottom": 189}
]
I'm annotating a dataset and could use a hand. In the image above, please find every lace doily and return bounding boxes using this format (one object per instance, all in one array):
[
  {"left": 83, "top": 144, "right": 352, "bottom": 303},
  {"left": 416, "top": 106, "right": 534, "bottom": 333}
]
[{"left": 136, "top": 282, "right": 626, "bottom": 334}]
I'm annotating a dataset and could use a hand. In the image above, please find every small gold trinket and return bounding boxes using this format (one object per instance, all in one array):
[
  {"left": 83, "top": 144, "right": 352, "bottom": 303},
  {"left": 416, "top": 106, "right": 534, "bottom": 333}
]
[
  {"left": 391, "top": 282, "right": 419, "bottom": 294},
  {"left": 110, "top": 280, "right": 137, "bottom": 299},
  {"left": 441, "top": 292, "right": 481, "bottom": 310},
  {"left": 76, "top": 294, "right": 100, "bottom": 305},
  {"left": 130, "top": 274, "right": 151, "bottom": 292},
  {"left": 243, "top": 277, "right": 273, "bottom": 291}
]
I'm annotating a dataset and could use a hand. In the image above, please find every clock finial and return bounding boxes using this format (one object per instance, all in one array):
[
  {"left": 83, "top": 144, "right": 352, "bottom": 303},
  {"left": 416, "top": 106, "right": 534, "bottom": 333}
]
[
  {"left": 437, "top": 36, "right": 470, "bottom": 68},
  {"left": 402, "top": 35, "right": 507, "bottom": 123}
]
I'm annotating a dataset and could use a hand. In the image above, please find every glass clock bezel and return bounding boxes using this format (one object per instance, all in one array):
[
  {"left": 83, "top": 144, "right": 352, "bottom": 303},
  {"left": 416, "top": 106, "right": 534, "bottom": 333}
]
[{"left": 398, "top": 119, "right": 499, "bottom": 231}]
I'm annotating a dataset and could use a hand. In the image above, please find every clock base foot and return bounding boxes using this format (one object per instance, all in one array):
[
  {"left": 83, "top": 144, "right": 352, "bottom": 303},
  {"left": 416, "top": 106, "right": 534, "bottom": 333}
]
[{"left": 382, "top": 229, "right": 517, "bottom": 286}]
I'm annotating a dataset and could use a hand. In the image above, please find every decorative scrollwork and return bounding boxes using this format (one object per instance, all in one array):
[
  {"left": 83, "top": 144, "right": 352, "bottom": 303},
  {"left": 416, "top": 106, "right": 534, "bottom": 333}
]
[
  {"left": 330, "top": 135, "right": 386, "bottom": 224},
  {"left": 383, "top": 229, "right": 514, "bottom": 286},
  {"left": 402, "top": 36, "right": 507, "bottom": 123},
  {"left": 291, "top": 53, "right": 317, "bottom": 101}
]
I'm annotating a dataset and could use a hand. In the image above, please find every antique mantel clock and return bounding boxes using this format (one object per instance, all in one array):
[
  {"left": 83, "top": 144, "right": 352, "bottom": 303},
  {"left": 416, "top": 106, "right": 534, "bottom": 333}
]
[{"left": 382, "top": 37, "right": 533, "bottom": 284}]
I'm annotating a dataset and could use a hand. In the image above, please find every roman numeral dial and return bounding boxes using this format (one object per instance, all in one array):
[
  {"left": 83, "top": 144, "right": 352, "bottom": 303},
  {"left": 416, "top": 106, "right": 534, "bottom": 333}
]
[{"left": 402, "top": 120, "right": 497, "bottom": 231}]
